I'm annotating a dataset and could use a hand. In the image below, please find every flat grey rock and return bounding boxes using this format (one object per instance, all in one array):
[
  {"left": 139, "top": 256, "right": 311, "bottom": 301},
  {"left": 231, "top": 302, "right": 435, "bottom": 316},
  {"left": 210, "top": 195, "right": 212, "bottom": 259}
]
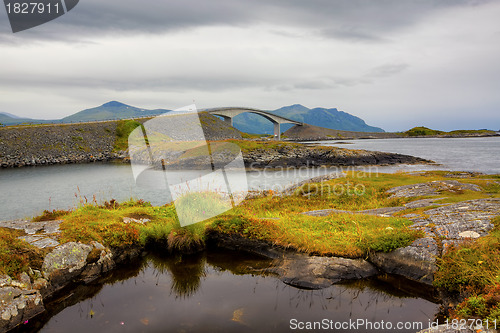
[
  {"left": 387, "top": 180, "right": 482, "bottom": 198},
  {"left": 18, "top": 235, "right": 59, "bottom": 249},
  {"left": 0, "top": 219, "right": 62, "bottom": 249},
  {"left": 273, "top": 254, "right": 378, "bottom": 289},
  {"left": 370, "top": 237, "right": 438, "bottom": 285}
]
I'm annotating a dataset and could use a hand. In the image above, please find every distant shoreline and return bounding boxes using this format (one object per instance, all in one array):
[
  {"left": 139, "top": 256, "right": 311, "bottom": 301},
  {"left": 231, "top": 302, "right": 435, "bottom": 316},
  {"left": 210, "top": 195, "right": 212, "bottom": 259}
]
[
  {"left": 282, "top": 123, "right": 500, "bottom": 142},
  {"left": 1, "top": 117, "right": 493, "bottom": 169},
  {"left": 0, "top": 120, "right": 433, "bottom": 169},
  {"left": 286, "top": 133, "right": 500, "bottom": 142}
]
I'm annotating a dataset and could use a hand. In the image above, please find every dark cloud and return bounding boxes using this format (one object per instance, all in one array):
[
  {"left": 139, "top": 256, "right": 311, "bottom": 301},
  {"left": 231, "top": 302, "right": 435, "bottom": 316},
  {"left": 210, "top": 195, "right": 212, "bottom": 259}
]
[{"left": 0, "top": 0, "right": 493, "bottom": 43}]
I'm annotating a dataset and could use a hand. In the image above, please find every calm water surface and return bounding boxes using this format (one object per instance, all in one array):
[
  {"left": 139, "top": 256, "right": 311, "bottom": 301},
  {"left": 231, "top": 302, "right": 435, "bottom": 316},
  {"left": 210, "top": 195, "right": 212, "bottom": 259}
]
[
  {"left": 0, "top": 162, "right": 339, "bottom": 221},
  {"left": 1, "top": 137, "right": 499, "bottom": 221},
  {"left": 315, "top": 136, "right": 500, "bottom": 174},
  {"left": 22, "top": 250, "right": 438, "bottom": 333}
]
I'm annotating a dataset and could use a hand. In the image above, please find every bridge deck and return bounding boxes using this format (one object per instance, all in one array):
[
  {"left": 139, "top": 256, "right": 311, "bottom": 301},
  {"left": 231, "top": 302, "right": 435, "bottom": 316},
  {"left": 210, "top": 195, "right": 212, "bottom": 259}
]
[{"left": 204, "top": 107, "right": 302, "bottom": 140}]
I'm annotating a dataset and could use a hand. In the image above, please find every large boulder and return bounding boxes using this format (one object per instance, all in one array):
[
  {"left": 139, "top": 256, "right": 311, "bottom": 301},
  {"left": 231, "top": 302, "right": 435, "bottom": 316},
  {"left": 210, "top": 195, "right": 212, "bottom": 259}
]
[
  {"left": 369, "top": 237, "right": 438, "bottom": 285},
  {"left": 273, "top": 254, "right": 378, "bottom": 289},
  {"left": 42, "top": 242, "right": 92, "bottom": 290}
]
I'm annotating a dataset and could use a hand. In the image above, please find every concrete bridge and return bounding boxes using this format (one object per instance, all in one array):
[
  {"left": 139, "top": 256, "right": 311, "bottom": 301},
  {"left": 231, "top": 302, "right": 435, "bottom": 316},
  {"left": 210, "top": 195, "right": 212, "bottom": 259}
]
[{"left": 204, "top": 107, "right": 303, "bottom": 140}]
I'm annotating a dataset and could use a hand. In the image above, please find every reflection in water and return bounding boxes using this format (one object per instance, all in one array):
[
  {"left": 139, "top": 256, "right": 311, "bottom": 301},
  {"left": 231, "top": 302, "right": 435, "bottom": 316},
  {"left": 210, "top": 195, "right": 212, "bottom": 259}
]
[
  {"left": 147, "top": 253, "right": 207, "bottom": 298},
  {"left": 18, "top": 250, "right": 439, "bottom": 333}
]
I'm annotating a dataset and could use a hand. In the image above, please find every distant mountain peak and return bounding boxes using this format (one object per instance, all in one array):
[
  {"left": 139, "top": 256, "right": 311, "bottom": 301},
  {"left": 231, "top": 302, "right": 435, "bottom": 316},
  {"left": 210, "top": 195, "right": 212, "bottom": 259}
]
[
  {"left": 101, "top": 101, "right": 128, "bottom": 108},
  {"left": 308, "top": 107, "right": 339, "bottom": 114},
  {"left": 279, "top": 104, "right": 310, "bottom": 112},
  {"left": 0, "top": 111, "right": 22, "bottom": 119}
]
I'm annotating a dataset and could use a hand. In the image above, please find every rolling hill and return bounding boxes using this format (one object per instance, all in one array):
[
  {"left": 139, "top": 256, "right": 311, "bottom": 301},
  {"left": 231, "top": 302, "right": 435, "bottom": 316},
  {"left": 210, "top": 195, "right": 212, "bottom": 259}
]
[
  {"left": 0, "top": 102, "right": 170, "bottom": 126},
  {"left": 61, "top": 101, "right": 170, "bottom": 122},
  {"left": 0, "top": 112, "right": 52, "bottom": 126}
]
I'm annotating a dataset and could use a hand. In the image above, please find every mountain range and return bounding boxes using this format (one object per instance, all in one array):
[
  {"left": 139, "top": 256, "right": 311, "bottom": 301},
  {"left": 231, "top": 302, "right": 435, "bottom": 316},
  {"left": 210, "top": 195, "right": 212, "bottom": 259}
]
[
  {"left": 0, "top": 112, "right": 51, "bottom": 126},
  {"left": 232, "top": 104, "right": 384, "bottom": 133},
  {"left": 0, "top": 101, "right": 385, "bottom": 133},
  {"left": 61, "top": 101, "right": 170, "bottom": 123}
]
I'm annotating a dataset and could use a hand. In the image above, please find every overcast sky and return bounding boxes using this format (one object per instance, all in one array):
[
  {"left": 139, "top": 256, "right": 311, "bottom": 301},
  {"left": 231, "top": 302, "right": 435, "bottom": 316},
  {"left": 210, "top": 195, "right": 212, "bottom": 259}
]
[{"left": 1, "top": 0, "right": 499, "bottom": 131}]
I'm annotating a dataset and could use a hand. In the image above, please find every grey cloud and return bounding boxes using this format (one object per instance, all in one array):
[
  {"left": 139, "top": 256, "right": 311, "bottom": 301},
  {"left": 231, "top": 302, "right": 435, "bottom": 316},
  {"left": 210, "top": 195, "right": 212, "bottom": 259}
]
[
  {"left": 320, "top": 27, "right": 387, "bottom": 42},
  {"left": 366, "top": 64, "right": 410, "bottom": 78},
  {"left": 293, "top": 80, "right": 334, "bottom": 90},
  {"left": 289, "top": 76, "right": 375, "bottom": 91},
  {"left": 0, "top": 72, "right": 275, "bottom": 93},
  {"left": 0, "top": 0, "right": 493, "bottom": 43}
]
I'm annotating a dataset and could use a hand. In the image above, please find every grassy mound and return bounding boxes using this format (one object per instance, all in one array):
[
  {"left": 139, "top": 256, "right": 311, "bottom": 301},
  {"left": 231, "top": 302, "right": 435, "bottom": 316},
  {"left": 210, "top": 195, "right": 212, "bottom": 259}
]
[{"left": 434, "top": 216, "right": 500, "bottom": 322}]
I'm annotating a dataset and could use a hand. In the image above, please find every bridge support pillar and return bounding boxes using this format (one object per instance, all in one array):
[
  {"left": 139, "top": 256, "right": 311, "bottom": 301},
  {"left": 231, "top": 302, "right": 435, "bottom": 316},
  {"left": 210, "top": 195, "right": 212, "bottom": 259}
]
[
  {"left": 273, "top": 122, "right": 280, "bottom": 140},
  {"left": 223, "top": 117, "right": 233, "bottom": 126}
]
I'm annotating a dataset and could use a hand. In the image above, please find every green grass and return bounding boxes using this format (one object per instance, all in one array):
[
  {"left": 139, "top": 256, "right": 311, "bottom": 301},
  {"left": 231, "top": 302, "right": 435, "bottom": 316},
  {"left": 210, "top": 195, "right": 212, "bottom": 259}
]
[
  {"left": 404, "top": 126, "right": 445, "bottom": 136},
  {"left": 178, "top": 141, "right": 241, "bottom": 160},
  {"left": 55, "top": 199, "right": 208, "bottom": 252},
  {"left": 435, "top": 216, "right": 500, "bottom": 293},
  {"left": 114, "top": 119, "right": 142, "bottom": 151},
  {"left": 240, "top": 132, "right": 272, "bottom": 139},
  {"left": 449, "top": 129, "right": 496, "bottom": 135},
  {"left": 403, "top": 126, "right": 496, "bottom": 137},
  {"left": 59, "top": 205, "right": 142, "bottom": 248},
  {"left": 173, "top": 191, "right": 232, "bottom": 225},
  {"left": 32, "top": 209, "right": 71, "bottom": 222},
  {"left": 225, "top": 139, "right": 301, "bottom": 153},
  {"left": 210, "top": 213, "right": 422, "bottom": 257},
  {"left": 434, "top": 216, "right": 500, "bottom": 321},
  {"left": 50, "top": 171, "right": 496, "bottom": 256},
  {"left": 25, "top": 171, "right": 432, "bottom": 259},
  {"left": 0, "top": 228, "right": 45, "bottom": 277}
]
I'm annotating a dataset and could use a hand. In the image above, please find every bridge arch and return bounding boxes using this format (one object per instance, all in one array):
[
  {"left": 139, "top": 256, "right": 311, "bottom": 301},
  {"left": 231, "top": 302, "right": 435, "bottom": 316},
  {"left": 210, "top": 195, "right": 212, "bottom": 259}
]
[{"left": 204, "top": 107, "right": 303, "bottom": 140}]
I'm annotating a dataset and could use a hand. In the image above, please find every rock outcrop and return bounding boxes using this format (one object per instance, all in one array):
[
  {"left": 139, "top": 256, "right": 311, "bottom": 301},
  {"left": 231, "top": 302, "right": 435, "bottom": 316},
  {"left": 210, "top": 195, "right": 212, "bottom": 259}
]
[
  {"left": 242, "top": 144, "right": 431, "bottom": 170},
  {"left": 273, "top": 254, "right": 378, "bottom": 289},
  {"left": 302, "top": 181, "right": 500, "bottom": 286},
  {"left": 0, "top": 282, "right": 44, "bottom": 333},
  {"left": 0, "top": 236, "right": 141, "bottom": 332}
]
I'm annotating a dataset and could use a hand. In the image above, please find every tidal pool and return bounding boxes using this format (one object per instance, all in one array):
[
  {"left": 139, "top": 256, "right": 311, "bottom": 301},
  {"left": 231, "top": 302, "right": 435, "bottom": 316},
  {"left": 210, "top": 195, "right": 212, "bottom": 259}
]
[{"left": 17, "top": 250, "right": 440, "bottom": 333}]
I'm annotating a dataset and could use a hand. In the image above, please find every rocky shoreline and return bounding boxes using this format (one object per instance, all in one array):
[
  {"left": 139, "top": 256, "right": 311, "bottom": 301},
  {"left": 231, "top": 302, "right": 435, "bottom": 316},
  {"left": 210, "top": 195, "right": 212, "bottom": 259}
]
[
  {"left": 0, "top": 121, "right": 432, "bottom": 169},
  {"left": 0, "top": 114, "right": 242, "bottom": 168},
  {"left": 241, "top": 144, "right": 430, "bottom": 169},
  {"left": 283, "top": 123, "right": 500, "bottom": 141},
  {"left": 126, "top": 142, "right": 432, "bottom": 171},
  {"left": 0, "top": 122, "right": 122, "bottom": 168},
  {"left": 0, "top": 120, "right": 497, "bottom": 169},
  {"left": 0, "top": 239, "right": 141, "bottom": 332}
]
